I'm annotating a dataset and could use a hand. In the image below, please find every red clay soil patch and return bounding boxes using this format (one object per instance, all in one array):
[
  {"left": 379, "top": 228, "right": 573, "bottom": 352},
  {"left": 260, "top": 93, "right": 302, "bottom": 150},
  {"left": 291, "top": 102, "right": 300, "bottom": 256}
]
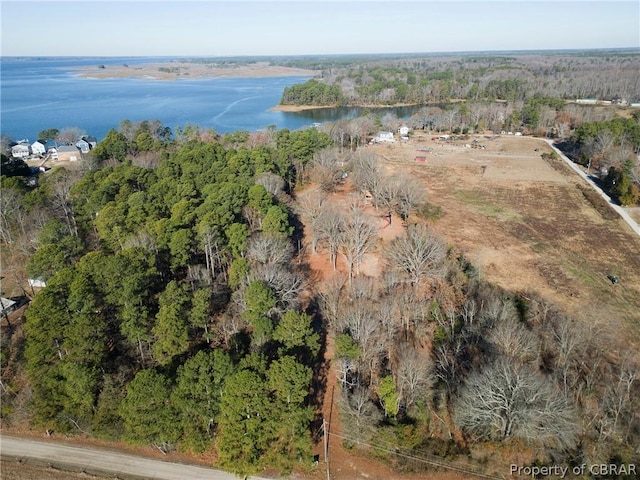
[{"left": 297, "top": 183, "right": 469, "bottom": 480}]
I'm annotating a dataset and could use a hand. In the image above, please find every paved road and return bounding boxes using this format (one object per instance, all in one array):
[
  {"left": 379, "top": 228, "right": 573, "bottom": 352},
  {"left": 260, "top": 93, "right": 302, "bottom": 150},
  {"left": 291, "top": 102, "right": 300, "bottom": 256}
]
[
  {"left": 0, "top": 435, "right": 268, "bottom": 480},
  {"left": 544, "top": 139, "right": 640, "bottom": 237}
]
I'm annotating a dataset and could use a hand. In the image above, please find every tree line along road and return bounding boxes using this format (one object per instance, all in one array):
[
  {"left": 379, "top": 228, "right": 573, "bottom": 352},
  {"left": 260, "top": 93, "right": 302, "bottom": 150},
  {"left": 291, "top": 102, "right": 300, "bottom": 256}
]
[{"left": 0, "top": 435, "right": 270, "bottom": 480}]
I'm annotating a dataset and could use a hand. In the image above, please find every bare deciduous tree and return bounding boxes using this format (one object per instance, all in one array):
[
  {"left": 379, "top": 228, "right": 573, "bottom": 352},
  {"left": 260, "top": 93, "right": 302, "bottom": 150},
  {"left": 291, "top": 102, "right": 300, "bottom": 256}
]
[
  {"left": 338, "top": 301, "right": 384, "bottom": 382},
  {"left": 396, "top": 345, "right": 433, "bottom": 411},
  {"left": 489, "top": 318, "right": 538, "bottom": 364},
  {"left": 311, "top": 147, "right": 343, "bottom": 193},
  {"left": 385, "top": 223, "right": 446, "bottom": 287},
  {"left": 318, "top": 208, "right": 345, "bottom": 269},
  {"left": 0, "top": 188, "right": 25, "bottom": 244},
  {"left": 55, "top": 126, "right": 86, "bottom": 144},
  {"left": 350, "top": 151, "right": 382, "bottom": 208},
  {"left": 255, "top": 172, "right": 285, "bottom": 196},
  {"left": 249, "top": 263, "right": 303, "bottom": 310},
  {"left": 455, "top": 357, "right": 578, "bottom": 450},
  {"left": 48, "top": 168, "right": 80, "bottom": 237},
  {"left": 340, "top": 210, "right": 377, "bottom": 281},
  {"left": 245, "top": 233, "right": 294, "bottom": 266},
  {"left": 317, "top": 273, "right": 346, "bottom": 329},
  {"left": 338, "top": 384, "right": 382, "bottom": 443}
]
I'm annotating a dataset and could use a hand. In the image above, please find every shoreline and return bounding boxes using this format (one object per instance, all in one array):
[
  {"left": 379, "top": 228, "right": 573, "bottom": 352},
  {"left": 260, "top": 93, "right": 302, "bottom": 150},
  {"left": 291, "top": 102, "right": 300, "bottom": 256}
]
[
  {"left": 70, "top": 61, "right": 318, "bottom": 81},
  {"left": 271, "top": 102, "right": 431, "bottom": 112},
  {"left": 270, "top": 104, "right": 339, "bottom": 112}
]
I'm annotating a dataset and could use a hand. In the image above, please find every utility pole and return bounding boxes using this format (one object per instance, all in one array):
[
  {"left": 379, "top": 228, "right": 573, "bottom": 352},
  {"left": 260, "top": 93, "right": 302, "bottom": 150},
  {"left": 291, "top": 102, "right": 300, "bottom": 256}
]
[{"left": 323, "top": 417, "right": 330, "bottom": 480}]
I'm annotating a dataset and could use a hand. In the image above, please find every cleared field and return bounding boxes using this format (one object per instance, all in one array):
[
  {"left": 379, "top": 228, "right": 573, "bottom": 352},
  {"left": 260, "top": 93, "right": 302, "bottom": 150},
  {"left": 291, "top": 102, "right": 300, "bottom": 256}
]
[{"left": 377, "top": 132, "right": 640, "bottom": 347}]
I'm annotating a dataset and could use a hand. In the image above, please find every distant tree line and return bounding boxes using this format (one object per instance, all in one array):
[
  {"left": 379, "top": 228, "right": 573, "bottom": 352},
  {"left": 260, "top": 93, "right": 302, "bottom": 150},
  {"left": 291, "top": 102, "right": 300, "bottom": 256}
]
[{"left": 280, "top": 52, "right": 640, "bottom": 106}]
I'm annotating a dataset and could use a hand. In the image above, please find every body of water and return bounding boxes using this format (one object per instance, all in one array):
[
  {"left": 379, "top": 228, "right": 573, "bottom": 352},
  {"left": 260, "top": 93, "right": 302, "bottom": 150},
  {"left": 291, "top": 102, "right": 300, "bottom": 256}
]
[{"left": 1, "top": 57, "right": 423, "bottom": 142}]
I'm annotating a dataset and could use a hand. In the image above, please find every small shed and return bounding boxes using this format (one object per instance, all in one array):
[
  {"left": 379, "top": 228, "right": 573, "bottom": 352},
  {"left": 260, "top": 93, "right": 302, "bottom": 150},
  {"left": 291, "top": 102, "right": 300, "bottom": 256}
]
[{"left": 28, "top": 277, "right": 47, "bottom": 288}]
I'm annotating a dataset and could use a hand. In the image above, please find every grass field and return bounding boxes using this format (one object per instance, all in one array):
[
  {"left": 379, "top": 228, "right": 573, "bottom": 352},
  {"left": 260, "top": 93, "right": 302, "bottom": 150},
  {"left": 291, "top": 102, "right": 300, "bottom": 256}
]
[{"left": 378, "top": 132, "right": 640, "bottom": 347}]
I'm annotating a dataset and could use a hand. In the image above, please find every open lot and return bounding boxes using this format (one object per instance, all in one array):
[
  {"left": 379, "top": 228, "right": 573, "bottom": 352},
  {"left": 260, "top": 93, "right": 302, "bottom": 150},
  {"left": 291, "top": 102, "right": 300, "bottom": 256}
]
[{"left": 375, "top": 132, "right": 640, "bottom": 345}]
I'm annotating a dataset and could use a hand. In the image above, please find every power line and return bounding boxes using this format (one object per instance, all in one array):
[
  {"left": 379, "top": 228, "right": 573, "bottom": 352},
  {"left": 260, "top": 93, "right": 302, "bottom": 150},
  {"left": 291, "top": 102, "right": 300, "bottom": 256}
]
[{"left": 327, "top": 430, "right": 505, "bottom": 480}]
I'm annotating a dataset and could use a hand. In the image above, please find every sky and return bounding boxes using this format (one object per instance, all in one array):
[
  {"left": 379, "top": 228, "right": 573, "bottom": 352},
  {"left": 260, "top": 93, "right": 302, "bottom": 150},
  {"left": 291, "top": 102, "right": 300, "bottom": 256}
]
[{"left": 1, "top": 1, "right": 639, "bottom": 56}]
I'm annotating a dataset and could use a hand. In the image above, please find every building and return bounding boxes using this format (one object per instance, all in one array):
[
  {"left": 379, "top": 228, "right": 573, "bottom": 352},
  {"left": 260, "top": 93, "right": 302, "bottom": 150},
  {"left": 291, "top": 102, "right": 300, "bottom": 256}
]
[
  {"left": 54, "top": 145, "right": 81, "bottom": 161},
  {"left": 0, "top": 297, "right": 17, "bottom": 317},
  {"left": 11, "top": 143, "right": 30, "bottom": 158},
  {"left": 31, "top": 140, "right": 47, "bottom": 156},
  {"left": 83, "top": 136, "right": 98, "bottom": 149},
  {"left": 76, "top": 139, "right": 91, "bottom": 153},
  {"left": 374, "top": 131, "right": 395, "bottom": 143},
  {"left": 399, "top": 125, "right": 409, "bottom": 136},
  {"left": 28, "top": 277, "right": 47, "bottom": 289}
]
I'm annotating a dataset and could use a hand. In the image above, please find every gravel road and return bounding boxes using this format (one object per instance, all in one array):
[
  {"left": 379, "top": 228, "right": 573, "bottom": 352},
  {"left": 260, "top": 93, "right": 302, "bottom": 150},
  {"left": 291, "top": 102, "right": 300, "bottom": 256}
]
[{"left": 0, "top": 435, "right": 268, "bottom": 480}]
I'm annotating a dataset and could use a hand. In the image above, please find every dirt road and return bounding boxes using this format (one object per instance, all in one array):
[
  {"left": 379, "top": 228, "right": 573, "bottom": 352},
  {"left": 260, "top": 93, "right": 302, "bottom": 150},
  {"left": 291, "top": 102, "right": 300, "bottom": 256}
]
[{"left": 0, "top": 435, "right": 267, "bottom": 480}]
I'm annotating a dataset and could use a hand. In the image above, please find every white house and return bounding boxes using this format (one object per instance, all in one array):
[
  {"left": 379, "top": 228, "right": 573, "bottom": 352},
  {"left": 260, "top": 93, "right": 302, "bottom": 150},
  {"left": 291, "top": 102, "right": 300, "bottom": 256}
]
[
  {"left": 76, "top": 139, "right": 91, "bottom": 153},
  {"left": 399, "top": 125, "right": 409, "bottom": 136},
  {"left": 375, "top": 131, "right": 395, "bottom": 143},
  {"left": 11, "top": 143, "right": 30, "bottom": 158},
  {"left": 31, "top": 140, "right": 47, "bottom": 156}
]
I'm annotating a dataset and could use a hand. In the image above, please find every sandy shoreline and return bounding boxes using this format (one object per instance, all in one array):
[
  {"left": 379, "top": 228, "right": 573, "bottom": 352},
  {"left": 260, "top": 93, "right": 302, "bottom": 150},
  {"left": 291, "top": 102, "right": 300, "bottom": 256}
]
[
  {"left": 71, "top": 61, "right": 317, "bottom": 80},
  {"left": 271, "top": 102, "right": 428, "bottom": 112},
  {"left": 270, "top": 104, "right": 339, "bottom": 112}
]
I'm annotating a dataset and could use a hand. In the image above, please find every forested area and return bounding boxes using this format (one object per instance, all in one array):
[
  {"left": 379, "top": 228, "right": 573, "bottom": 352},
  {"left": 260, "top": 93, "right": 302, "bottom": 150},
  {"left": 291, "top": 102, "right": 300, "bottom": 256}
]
[
  {"left": 1, "top": 121, "right": 331, "bottom": 477},
  {"left": 280, "top": 79, "right": 345, "bottom": 106},
  {"left": 279, "top": 51, "right": 640, "bottom": 107},
  {"left": 1, "top": 109, "right": 639, "bottom": 478}
]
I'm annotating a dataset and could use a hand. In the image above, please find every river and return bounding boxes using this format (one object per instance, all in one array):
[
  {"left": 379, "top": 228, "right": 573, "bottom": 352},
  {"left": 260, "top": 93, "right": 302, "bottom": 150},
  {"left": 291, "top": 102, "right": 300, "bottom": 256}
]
[{"left": 1, "top": 57, "right": 425, "bottom": 142}]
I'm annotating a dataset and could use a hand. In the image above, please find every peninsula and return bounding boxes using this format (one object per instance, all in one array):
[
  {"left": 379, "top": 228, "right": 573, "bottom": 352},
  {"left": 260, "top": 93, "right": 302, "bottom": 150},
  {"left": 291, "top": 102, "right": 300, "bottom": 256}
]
[{"left": 72, "top": 61, "right": 317, "bottom": 80}]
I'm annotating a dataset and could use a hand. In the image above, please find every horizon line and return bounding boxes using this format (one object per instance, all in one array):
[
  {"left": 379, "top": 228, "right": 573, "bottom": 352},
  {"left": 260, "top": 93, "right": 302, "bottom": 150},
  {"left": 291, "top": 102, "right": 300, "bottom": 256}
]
[{"left": 2, "top": 47, "right": 639, "bottom": 60}]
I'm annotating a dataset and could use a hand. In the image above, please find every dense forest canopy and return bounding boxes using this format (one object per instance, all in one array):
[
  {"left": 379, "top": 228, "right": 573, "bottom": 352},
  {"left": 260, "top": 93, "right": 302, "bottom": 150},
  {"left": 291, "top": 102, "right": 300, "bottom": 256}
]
[{"left": 1, "top": 123, "right": 331, "bottom": 477}]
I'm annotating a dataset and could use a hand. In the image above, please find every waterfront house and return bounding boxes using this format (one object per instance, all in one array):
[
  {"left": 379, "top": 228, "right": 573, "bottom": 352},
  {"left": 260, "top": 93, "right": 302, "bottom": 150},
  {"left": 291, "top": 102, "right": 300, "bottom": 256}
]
[
  {"left": 11, "top": 143, "right": 30, "bottom": 158},
  {"left": 31, "top": 140, "right": 47, "bottom": 156},
  {"left": 76, "top": 139, "right": 91, "bottom": 153},
  {"left": 83, "top": 136, "right": 98, "bottom": 149},
  {"left": 45, "top": 140, "right": 58, "bottom": 155},
  {"left": 54, "top": 145, "right": 81, "bottom": 161}
]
